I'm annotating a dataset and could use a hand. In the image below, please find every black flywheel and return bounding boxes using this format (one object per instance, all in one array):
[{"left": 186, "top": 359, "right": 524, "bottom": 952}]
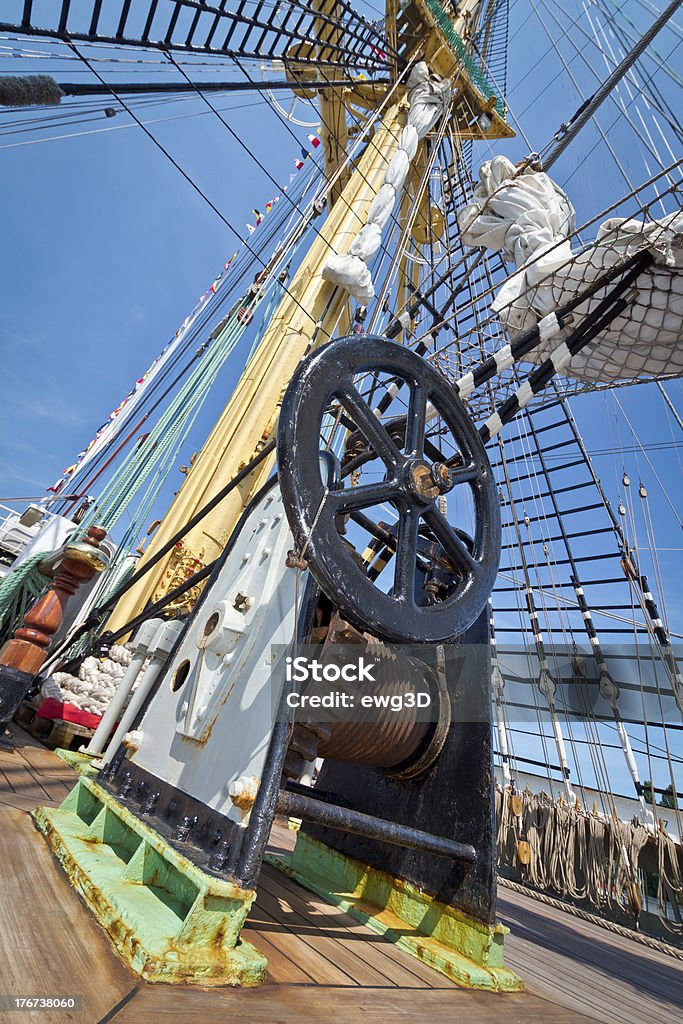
[{"left": 277, "top": 335, "right": 500, "bottom": 643}]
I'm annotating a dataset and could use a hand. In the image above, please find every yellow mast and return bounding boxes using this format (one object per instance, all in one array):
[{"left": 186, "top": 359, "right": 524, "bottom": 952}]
[{"left": 108, "top": 1, "right": 513, "bottom": 631}]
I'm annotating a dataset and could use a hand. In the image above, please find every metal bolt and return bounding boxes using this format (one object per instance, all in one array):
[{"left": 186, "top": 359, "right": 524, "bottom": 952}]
[
  {"left": 209, "top": 839, "right": 231, "bottom": 871},
  {"left": 141, "top": 791, "right": 160, "bottom": 816},
  {"left": 430, "top": 462, "right": 454, "bottom": 493},
  {"left": 174, "top": 815, "right": 197, "bottom": 843}
]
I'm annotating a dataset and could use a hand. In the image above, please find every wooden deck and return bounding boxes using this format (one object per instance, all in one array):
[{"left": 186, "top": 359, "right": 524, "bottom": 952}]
[{"left": 0, "top": 725, "right": 681, "bottom": 1024}]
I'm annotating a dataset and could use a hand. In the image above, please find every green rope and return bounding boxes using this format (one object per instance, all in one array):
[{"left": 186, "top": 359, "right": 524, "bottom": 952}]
[
  {"left": 77, "top": 297, "right": 257, "bottom": 539},
  {"left": 425, "top": 0, "right": 505, "bottom": 114},
  {"left": 0, "top": 554, "right": 51, "bottom": 642}
]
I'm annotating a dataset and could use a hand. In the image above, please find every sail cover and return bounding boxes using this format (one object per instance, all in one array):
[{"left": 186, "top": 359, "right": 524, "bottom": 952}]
[{"left": 459, "top": 156, "right": 683, "bottom": 383}]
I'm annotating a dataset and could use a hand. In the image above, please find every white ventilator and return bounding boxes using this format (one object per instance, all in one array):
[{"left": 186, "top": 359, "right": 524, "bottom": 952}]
[
  {"left": 459, "top": 155, "right": 683, "bottom": 383},
  {"left": 323, "top": 62, "right": 451, "bottom": 305}
]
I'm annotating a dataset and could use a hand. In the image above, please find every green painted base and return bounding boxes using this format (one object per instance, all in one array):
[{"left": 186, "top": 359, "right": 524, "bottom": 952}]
[
  {"left": 54, "top": 748, "right": 99, "bottom": 778},
  {"left": 33, "top": 778, "right": 267, "bottom": 986},
  {"left": 268, "top": 833, "right": 523, "bottom": 992}
]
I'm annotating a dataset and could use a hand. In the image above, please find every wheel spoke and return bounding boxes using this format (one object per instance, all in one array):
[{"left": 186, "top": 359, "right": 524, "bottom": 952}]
[
  {"left": 405, "top": 383, "right": 428, "bottom": 457},
  {"left": 336, "top": 385, "right": 403, "bottom": 468},
  {"left": 423, "top": 507, "right": 477, "bottom": 576},
  {"left": 328, "top": 479, "right": 402, "bottom": 514},
  {"left": 393, "top": 506, "right": 420, "bottom": 603}
]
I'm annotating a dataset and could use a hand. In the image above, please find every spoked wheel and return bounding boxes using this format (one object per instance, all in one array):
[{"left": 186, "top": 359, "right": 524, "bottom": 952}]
[{"left": 277, "top": 335, "right": 500, "bottom": 643}]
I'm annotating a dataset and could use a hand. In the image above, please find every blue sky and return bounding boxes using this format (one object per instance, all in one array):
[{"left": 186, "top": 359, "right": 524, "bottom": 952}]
[{"left": 0, "top": 2, "right": 681, "bottom": 794}]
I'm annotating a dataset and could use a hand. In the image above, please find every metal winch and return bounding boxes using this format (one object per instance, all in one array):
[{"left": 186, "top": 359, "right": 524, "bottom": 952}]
[
  {"left": 53, "top": 335, "right": 503, "bottom": 984},
  {"left": 94, "top": 336, "right": 500, "bottom": 917}
]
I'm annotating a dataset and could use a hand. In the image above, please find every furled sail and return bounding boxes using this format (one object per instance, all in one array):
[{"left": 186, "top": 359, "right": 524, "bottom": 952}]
[{"left": 459, "top": 155, "right": 683, "bottom": 383}]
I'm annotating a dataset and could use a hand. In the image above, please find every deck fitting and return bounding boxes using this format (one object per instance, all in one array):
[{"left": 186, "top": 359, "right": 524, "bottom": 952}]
[
  {"left": 268, "top": 831, "right": 523, "bottom": 992},
  {"left": 53, "top": 748, "right": 100, "bottom": 777},
  {"left": 32, "top": 777, "right": 267, "bottom": 986}
]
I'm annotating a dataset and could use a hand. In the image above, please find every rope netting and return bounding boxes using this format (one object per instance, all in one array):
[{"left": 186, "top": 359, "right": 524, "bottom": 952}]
[{"left": 459, "top": 155, "right": 683, "bottom": 385}]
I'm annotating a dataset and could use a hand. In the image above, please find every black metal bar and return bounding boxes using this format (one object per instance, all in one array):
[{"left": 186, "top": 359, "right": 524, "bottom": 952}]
[
  {"left": 58, "top": 0, "right": 71, "bottom": 34},
  {"left": 233, "top": 578, "right": 321, "bottom": 888},
  {"left": 497, "top": 752, "right": 568, "bottom": 774},
  {"left": 116, "top": 0, "right": 133, "bottom": 40},
  {"left": 499, "top": 550, "right": 621, "bottom": 572},
  {"left": 0, "top": 0, "right": 398, "bottom": 67},
  {"left": 185, "top": 4, "right": 202, "bottom": 47},
  {"left": 500, "top": 526, "right": 614, "bottom": 550},
  {"left": 478, "top": 287, "right": 635, "bottom": 444},
  {"left": 276, "top": 790, "right": 477, "bottom": 863},
  {"left": 0, "top": 22, "right": 387, "bottom": 69},
  {"left": 165, "top": 1, "right": 183, "bottom": 45},
  {"left": 142, "top": 0, "right": 159, "bottom": 41},
  {"left": 105, "top": 561, "right": 216, "bottom": 644}
]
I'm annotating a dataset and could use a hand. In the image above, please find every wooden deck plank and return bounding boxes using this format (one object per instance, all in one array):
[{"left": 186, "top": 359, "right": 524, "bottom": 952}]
[
  {"left": 240, "top": 921, "right": 318, "bottom": 985},
  {"left": 11, "top": 731, "right": 77, "bottom": 774},
  {"left": 256, "top": 865, "right": 442, "bottom": 988},
  {"left": 264, "top": 825, "right": 461, "bottom": 988},
  {"left": 0, "top": 757, "right": 70, "bottom": 795},
  {"left": 255, "top": 868, "right": 445, "bottom": 989},
  {"left": 0, "top": 764, "right": 17, "bottom": 793},
  {"left": 246, "top": 896, "right": 356, "bottom": 986},
  {"left": 0, "top": 791, "right": 44, "bottom": 813},
  {"left": 252, "top": 885, "right": 390, "bottom": 986},
  {"left": 0, "top": 729, "right": 76, "bottom": 807},
  {"left": 0, "top": 805, "right": 136, "bottom": 1024},
  {"left": 0, "top": 737, "right": 679, "bottom": 1024},
  {"left": 8, "top": 759, "right": 69, "bottom": 804},
  {"left": 498, "top": 887, "right": 683, "bottom": 1024},
  {"left": 113, "top": 984, "right": 597, "bottom": 1023},
  {"left": 0, "top": 764, "right": 53, "bottom": 805}
]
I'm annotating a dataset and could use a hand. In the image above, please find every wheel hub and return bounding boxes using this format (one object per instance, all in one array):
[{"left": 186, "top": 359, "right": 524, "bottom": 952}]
[
  {"left": 405, "top": 460, "right": 439, "bottom": 503},
  {"left": 404, "top": 460, "right": 454, "bottom": 504}
]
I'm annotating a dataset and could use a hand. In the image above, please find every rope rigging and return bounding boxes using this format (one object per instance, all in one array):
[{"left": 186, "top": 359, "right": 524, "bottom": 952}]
[{"left": 0, "top": 0, "right": 680, "bottom": 939}]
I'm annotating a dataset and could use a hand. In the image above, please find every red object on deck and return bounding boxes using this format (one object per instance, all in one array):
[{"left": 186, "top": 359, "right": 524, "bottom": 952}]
[{"left": 37, "top": 698, "right": 101, "bottom": 731}]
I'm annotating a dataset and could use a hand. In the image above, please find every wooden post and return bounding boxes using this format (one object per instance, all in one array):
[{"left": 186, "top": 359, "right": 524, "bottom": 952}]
[{"left": 0, "top": 526, "right": 108, "bottom": 723}]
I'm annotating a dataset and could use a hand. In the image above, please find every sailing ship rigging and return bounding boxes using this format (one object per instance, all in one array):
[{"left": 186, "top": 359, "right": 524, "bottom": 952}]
[{"left": 0, "top": 0, "right": 681, "bottom": 988}]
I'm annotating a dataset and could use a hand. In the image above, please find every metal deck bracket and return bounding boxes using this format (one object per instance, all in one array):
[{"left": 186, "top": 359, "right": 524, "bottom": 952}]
[
  {"left": 268, "top": 832, "right": 523, "bottom": 992},
  {"left": 33, "top": 777, "right": 267, "bottom": 987}
]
